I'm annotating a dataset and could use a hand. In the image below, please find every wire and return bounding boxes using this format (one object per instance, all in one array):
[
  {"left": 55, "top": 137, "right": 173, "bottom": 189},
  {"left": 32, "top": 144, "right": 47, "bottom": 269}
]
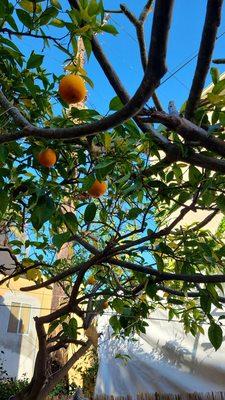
[
  {"left": 1, "top": 303, "right": 224, "bottom": 327},
  {"left": 110, "top": 13, "right": 225, "bottom": 90}
]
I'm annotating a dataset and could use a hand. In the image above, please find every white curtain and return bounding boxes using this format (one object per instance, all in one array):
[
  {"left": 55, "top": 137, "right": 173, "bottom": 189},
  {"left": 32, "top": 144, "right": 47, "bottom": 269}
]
[{"left": 95, "top": 309, "right": 225, "bottom": 396}]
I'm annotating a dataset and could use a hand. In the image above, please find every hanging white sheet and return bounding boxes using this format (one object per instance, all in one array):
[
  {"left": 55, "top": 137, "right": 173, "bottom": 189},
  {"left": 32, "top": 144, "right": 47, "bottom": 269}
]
[{"left": 95, "top": 308, "right": 225, "bottom": 396}]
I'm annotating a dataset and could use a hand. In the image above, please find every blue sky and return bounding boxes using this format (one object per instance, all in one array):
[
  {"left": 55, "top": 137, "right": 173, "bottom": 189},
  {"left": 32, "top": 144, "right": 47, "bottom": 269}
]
[
  {"left": 85, "top": 0, "right": 225, "bottom": 113},
  {"left": 11, "top": 1, "right": 225, "bottom": 116}
]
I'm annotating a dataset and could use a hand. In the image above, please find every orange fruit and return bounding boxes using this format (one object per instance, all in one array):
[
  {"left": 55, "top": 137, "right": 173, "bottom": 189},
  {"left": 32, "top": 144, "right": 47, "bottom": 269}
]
[
  {"left": 102, "top": 301, "right": 108, "bottom": 309},
  {"left": 88, "top": 180, "right": 107, "bottom": 198},
  {"left": 59, "top": 74, "right": 86, "bottom": 104},
  {"left": 37, "top": 148, "right": 57, "bottom": 168},
  {"left": 87, "top": 276, "right": 96, "bottom": 285}
]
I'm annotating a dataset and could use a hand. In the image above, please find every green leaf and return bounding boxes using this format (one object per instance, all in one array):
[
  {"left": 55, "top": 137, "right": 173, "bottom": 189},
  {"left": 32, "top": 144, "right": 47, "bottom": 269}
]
[
  {"left": 27, "top": 52, "right": 44, "bottom": 69},
  {"left": 211, "top": 67, "right": 220, "bottom": 85},
  {"left": 112, "top": 298, "right": 124, "bottom": 313},
  {"left": 173, "top": 164, "right": 183, "bottom": 184},
  {"left": 81, "top": 174, "right": 95, "bottom": 191},
  {"left": 101, "top": 24, "right": 118, "bottom": 35},
  {"left": 109, "top": 315, "right": 120, "bottom": 332},
  {"left": 200, "top": 290, "right": 211, "bottom": 314},
  {"left": 95, "top": 159, "right": 115, "bottom": 180},
  {"left": 188, "top": 165, "right": 202, "bottom": 186},
  {"left": 109, "top": 96, "right": 123, "bottom": 111},
  {"left": 82, "top": 36, "right": 92, "bottom": 59},
  {"left": 6, "top": 15, "right": 18, "bottom": 31},
  {"left": 63, "top": 212, "right": 78, "bottom": 233},
  {"left": 48, "top": 320, "right": 60, "bottom": 334},
  {"left": 219, "top": 112, "right": 225, "bottom": 126},
  {"left": 216, "top": 194, "right": 225, "bottom": 214},
  {"left": 16, "top": 9, "right": 33, "bottom": 29},
  {"left": 0, "top": 189, "right": 9, "bottom": 219},
  {"left": 146, "top": 282, "right": 157, "bottom": 298},
  {"left": 19, "top": 0, "right": 42, "bottom": 13},
  {"left": 208, "top": 322, "right": 223, "bottom": 350},
  {"left": 39, "top": 6, "right": 58, "bottom": 25},
  {"left": 0, "top": 36, "right": 22, "bottom": 53},
  {"left": 84, "top": 203, "right": 97, "bottom": 223},
  {"left": 154, "top": 254, "right": 164, "bottom": 271},
  {"left": 52, "top": 232, "right": 71, "bottom": 250},
  {"left": 68, "top": 317, "right": 77, "bottom": 339},
  {"left": 212, "top": 78, "right": 225, "bottom": 95},
  {"left": 128, "top": 207, "right": 141, "bottom": 220},
  {"left": 30, "top": 195, "right": 54, "bottom": 230},
  {"left": 50, "top": 0, "right": 62, "bottom": 10},
  {"left": 88, "top": 0, "right": 99, "bottom": 16},
  {"left": 50, "top": 18, "right": 65, "bottom": 27}
]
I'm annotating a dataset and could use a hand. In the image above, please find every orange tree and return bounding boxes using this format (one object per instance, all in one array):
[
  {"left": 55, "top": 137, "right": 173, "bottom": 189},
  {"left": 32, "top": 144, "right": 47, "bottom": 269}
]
[{"left": 1, "top": 0, "right": 225, "bottom": 398}]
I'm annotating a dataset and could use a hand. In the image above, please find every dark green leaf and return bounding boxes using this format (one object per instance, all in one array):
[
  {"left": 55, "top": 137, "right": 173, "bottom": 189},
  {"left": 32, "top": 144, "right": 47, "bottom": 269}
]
[
  {"left": 112, "top": 298, "right": 124, "bottom": 313},
  {"left": 84, "top": 202, "right": 97, "bottom": 223},
  {"left": 95, "top": 159, "right": 115, "bottom": 180},
  {"left": 52, "top": 232, "right": 71, "bottom": 250},
  {"left": 109, "top": 96, "right": 123, "bottom": 111},
  {"left": 0, "top": 189, "right": 9, "bottom": 218},
  {"left": 216, "top": 195, "right": 225, "bottom": 214},
  {"left": 30, "top": 195, "right": 54, "bottom": 230},
  {"left": 109, "top": 315, "right": 120, "bottom": 332},
  {"left": 146, "top": 282, "right": 157, "bottom": 298},
  {"left": 63, "top": 212, "right": 78, "bottom": 233},
  {"left": 188, "top": 165, "right": 202, "bottom": 186},
  {"left": 211, "top": 67, "right": 220, "bottom": 85},
  {"left": 27, "top": 52, "right": 44, "bottom": 69},
  {"left": 200, "top": 290, "right": 211, "bottom": 314},
  {"left": 128, "top": 207, "right": 141, "bottom": 220},
  {"left": 39, "top": 6, "right": 58, "bottom": 25},
  {"left": 208, "top": 322, "right": 223, "bottom": 350},
  {"left": 16, "top": 9, "right": 33, "bottom": 29}
]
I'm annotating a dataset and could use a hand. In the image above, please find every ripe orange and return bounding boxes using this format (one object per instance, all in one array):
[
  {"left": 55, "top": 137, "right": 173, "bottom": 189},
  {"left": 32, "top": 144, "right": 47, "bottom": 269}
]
[
  {"left": 88, "top": 180, "right": 107, "bottom": 198},
  {"left": 102, "top": 301, "right": 108, "bottom": 309},
  {"left": 87, "top": 276, "right": 96, "bottom": 285},
  {"left": 37, "top": 148, "right": 57, "bottom": 168},
  {"left": 59, "top": 74, "right": 86, "bottom": 104}
]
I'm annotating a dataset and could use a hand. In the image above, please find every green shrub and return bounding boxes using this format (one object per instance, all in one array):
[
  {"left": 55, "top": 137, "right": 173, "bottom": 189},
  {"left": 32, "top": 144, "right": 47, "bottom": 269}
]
[{"left": 0, "top": 378, "right": 29, "bottom": 400}]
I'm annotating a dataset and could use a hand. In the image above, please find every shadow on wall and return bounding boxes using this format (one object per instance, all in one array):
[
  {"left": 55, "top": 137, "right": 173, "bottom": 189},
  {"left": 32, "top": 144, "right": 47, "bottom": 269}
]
[{"left": 0, "top": 295, "right": 23, "bottom": 379}]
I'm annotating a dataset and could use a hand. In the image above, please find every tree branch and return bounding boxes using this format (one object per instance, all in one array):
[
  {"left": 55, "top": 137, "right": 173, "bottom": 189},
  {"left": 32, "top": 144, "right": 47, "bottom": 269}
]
[
  {"left": 185, "top": 0, "right": 223, "bottom": 120},
  {"left": 0, "top": 0, "right": 174, "bottom": 144},
  {"left": 110, "top": 258, "right": 225, "bottom": 283},
  {"left": 120, "top": 3, "right": 163, "bottom": 111},
  {"left": 148, "top": 110, "right": 225, "bottom": 158},
  {"left": 37, "top": 340, "right": 92, "bottom": 400},
  {"left": 20, "top": 253, "right": 105, "bottom": 292}
]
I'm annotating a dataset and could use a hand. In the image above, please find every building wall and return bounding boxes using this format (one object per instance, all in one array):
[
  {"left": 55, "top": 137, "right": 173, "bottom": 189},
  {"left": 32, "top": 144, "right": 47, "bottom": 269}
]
[{"left": 0, "top": 276, "right": 53, "bottom": 380}]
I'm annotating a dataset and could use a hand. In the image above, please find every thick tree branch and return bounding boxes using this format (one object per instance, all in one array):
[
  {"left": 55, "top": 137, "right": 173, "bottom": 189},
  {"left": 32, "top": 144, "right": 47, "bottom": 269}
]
[
  {"left": 185, "top": 0, "right": 223, "bottom": 120},
  {"left": 37, "top": 340, "right": 92, "bottom": 400},
  {"left": 148, "top": 110, "right": 225, "bottom": 158},
  {"left": 20, "top": 253, "right": 105, "bottom": 292},
  {"left": 159, "top": 285, "right": 225, "bottom": 303},
  {"left": 110, "top": 258, "right": 225, "bottom": 283}
]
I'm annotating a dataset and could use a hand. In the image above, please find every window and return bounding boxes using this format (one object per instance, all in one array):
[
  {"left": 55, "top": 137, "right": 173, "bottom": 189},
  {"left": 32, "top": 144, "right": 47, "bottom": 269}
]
[{"left": 7, "top": 302, "right": 31, "bottom": 334}]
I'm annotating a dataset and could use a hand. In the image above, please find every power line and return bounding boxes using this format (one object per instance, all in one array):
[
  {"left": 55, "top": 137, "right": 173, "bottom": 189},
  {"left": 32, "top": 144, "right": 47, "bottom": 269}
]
[{"left": 110, "top": 13, "right": 225, "bottom": 90}]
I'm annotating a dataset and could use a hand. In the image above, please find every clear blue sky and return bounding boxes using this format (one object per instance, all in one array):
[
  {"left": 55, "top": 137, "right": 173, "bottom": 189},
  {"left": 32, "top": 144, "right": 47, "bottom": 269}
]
[{"left": 12, "top": 1, "right": 225, "bottom": 114}]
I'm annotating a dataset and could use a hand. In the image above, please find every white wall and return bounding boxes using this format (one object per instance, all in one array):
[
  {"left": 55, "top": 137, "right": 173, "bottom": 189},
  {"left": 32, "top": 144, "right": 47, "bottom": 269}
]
[{"left": 0, "top": 291, "right": 40, "bottom": 380}]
